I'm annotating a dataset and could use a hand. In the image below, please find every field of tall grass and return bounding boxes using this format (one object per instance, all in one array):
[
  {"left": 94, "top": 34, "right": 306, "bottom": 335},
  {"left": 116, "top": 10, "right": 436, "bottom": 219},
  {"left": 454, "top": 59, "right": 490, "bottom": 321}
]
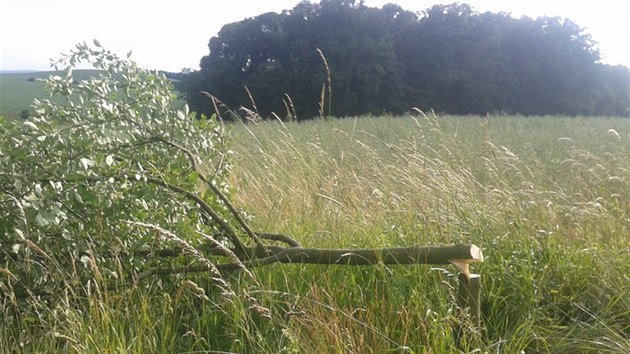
[{"left": 1, "top": 113, "right": 629, "bottom": 353}]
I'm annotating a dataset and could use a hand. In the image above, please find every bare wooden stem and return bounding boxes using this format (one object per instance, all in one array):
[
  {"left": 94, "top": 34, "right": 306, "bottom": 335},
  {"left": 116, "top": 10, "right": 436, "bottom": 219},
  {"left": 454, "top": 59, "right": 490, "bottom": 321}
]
[
  {"left": 143, "top": 176, "right": 248, "bottom": 255},
  {"left": 140, "top": 244, "right": 483, "bottom": 274},
  {"left": 458, "top": 273, "right": 482, "bottom": 329}
]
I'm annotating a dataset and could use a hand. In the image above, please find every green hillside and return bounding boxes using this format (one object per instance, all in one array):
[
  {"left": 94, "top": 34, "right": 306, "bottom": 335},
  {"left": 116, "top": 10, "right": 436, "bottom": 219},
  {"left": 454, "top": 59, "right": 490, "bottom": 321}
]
[{"left": 0, "top": 70, "right": 102, "bottom": 116}]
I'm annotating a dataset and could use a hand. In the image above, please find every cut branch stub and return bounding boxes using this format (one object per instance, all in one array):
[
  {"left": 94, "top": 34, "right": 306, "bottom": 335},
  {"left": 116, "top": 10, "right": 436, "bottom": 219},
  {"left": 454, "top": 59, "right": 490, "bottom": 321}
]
[{"left": 448, "top": 244, "right": 484, "bottom": 280}]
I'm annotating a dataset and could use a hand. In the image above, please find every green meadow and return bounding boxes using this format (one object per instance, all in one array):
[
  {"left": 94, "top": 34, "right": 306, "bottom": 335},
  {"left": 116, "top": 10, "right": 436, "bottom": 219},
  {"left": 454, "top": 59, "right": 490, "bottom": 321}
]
[
  {"left": 2, "top": 111, "right": 628, "bottom": 352},
  {"left": 225, "top": 114, "right": 630, "bottom": 352}
]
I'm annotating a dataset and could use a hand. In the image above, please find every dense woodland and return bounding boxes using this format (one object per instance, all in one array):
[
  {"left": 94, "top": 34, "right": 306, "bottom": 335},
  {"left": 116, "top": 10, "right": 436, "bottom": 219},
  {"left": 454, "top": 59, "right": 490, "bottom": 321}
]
[{"left": 176, "top": 1, "right": 630, "bottom": 119}]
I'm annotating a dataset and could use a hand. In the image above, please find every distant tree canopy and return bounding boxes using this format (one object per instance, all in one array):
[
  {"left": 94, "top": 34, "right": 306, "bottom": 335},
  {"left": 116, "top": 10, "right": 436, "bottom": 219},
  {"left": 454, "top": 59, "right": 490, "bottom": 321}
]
[{"left": 177, "top": 0, "right": 630, "bottom": 119}]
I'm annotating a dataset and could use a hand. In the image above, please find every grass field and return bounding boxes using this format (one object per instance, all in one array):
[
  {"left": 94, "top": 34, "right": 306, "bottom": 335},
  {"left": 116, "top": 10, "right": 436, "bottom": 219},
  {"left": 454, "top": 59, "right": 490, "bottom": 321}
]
[
  {"left": 225, "top": 114, "right": 630, "bottom": 352},
  {"left": 0, "top": 70, "right": 103, "bottom": 117},
  {"left": 1, "top": 112, "right": 628, "bottom": 352}
]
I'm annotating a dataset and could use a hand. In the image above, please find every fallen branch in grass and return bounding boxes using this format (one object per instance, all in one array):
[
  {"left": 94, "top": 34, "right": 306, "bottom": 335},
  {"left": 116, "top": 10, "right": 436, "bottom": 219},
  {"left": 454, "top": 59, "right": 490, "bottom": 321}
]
[
  {"left": 135, "top": 243, "right": 483, "bottom": 278},
  {"left": 0, "top": 44, "right": 486, "bottom": 339},
  {"left": 132, "top": 240, "right": 484, "bottom": 329}
]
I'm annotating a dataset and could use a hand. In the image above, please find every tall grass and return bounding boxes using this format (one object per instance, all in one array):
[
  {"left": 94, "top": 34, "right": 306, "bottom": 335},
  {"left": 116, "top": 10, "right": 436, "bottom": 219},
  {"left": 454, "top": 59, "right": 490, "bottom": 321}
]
[
  {"left": 228, "top": 114, "right": 630, "bottom": 352},
  {"left": 2, "top": 114, "right": 629, "bottom": 352}
]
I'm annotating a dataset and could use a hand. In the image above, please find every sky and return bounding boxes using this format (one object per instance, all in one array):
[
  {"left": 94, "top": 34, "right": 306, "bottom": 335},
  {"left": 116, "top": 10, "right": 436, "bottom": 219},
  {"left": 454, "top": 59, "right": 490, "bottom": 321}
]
[{"left": 1, "top": 0, "right": 629, "bottom": 72}]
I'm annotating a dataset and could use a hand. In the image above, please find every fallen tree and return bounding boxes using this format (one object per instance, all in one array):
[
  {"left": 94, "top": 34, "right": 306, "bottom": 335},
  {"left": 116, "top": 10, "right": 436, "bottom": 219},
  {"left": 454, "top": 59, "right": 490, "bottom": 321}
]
[{"left": 0, "top": 43, "right": 483, "bottom": 328}]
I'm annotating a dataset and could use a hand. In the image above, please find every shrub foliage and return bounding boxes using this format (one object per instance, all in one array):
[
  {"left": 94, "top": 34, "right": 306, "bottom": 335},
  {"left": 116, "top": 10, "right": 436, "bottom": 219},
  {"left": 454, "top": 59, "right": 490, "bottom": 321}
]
[{"left": 0, "top": 42, "right": 234, "bottom": 299}]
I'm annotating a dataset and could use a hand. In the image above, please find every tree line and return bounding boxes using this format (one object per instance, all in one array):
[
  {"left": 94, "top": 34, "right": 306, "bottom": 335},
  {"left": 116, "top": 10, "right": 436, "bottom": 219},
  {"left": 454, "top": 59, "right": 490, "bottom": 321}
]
[{"left": 175, "top": 0, "right": 630, "bottom": 119}]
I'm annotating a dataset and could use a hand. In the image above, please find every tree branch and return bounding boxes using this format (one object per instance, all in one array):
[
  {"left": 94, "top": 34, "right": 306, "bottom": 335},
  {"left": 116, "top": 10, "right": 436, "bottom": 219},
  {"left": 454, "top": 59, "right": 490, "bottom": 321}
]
[
  {"left": 257, "top": 232, "right": 301, "bottom": 248},
  {"left": 142, "top": 176, "right": 248, "bottom": 255},
  {"left": 133, "top": 232, "right": 300, "bottom": 259},
  {"left": 139, "top": 244, "right": 483, "bottom": 275},
  {"left": 154, "top": 136, "right": 267, "bottom": 256}
]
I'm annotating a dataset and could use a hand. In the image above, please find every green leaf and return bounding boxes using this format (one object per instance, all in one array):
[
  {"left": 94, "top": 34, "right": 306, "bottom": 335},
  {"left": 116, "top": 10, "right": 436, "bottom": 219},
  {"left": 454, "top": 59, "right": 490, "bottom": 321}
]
[
  {"left": 79, "top": 157, "right": 94, "bottom": 170},
  {"left": 35, "top": 212, "right": 48, "bottom": 226},
  {"left": 24, "top": 121, "right": 39, "bottom": 131},
  {"left": 34, "top": 183, "right": 43, "bottom": 196},
  {"left": 106, "top": 155, "right": 114, "bottom": 166},
  {"left": 74, "top": 191, "right": 84, "bottom": 204}
]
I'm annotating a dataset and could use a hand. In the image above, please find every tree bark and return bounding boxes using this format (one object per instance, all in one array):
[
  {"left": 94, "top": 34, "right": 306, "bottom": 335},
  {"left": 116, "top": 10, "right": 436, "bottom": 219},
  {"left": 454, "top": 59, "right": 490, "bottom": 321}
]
[
  {"left": 141, "top": 244, "right": 483, "bottom": 275},
  {"left": 260, "top": 244, "right": 482, "bottom": 266}
]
